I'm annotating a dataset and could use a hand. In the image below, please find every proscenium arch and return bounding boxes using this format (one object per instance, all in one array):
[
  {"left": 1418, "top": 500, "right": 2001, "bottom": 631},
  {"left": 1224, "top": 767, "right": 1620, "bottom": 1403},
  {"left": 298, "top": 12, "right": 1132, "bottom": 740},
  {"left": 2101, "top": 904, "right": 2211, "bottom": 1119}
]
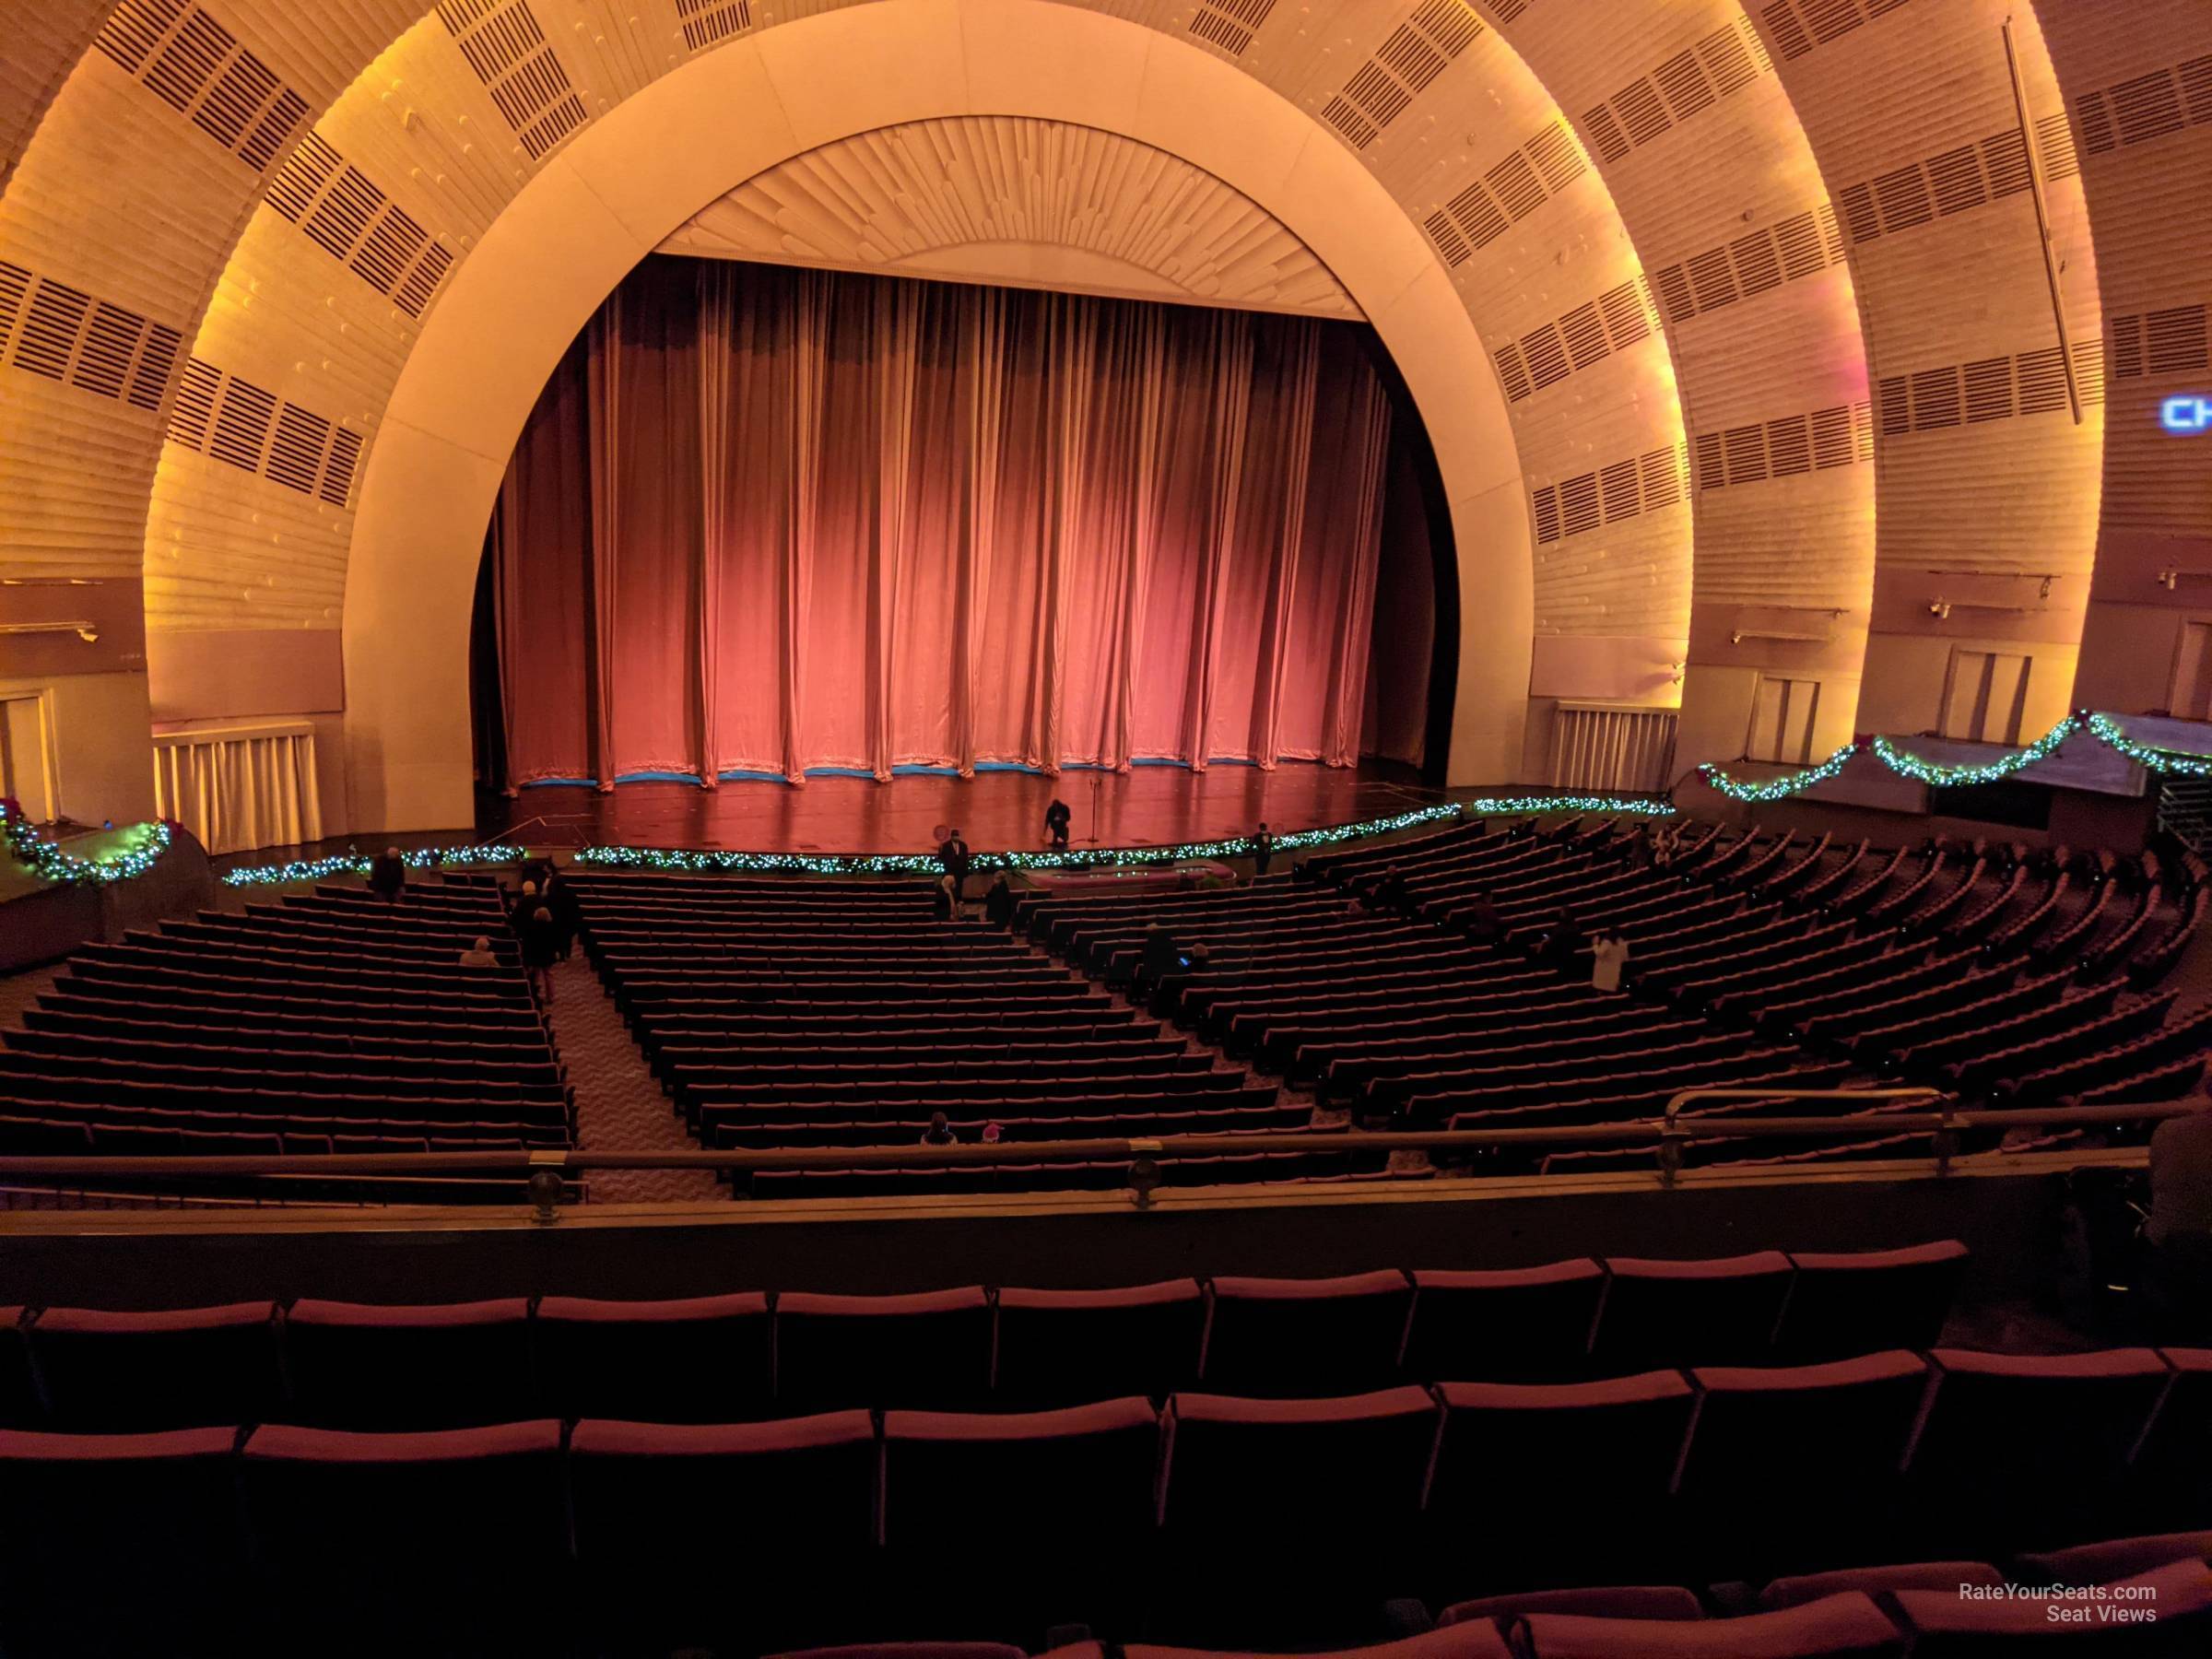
[{"left": 340, "top": 0, "right": 1534, "bottom": 832}]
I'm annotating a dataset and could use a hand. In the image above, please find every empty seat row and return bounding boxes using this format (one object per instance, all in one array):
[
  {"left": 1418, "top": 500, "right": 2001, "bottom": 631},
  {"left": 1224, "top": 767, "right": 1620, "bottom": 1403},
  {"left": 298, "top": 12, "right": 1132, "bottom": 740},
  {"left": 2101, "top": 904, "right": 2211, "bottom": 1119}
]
[
  {"left": 8, "top": 1357, "right": 2211, "bottom": 1657},
  {"left": 0, "top": 1244, "right": 1967, "bottom": 1432}
]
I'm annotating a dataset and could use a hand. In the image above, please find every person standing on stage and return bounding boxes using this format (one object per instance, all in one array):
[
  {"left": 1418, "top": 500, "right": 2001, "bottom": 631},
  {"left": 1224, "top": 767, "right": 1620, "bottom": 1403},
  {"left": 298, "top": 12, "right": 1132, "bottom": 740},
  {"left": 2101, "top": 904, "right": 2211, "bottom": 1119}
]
[
  {"left": 1252, "top": 823, "right": 1276, "bottom": 877},
  {"left": 938, "top": 826, "right": 972, "bottom": 903},
  {"left": 1045, "top": 798, "right": 1072, "bottom": 850}
]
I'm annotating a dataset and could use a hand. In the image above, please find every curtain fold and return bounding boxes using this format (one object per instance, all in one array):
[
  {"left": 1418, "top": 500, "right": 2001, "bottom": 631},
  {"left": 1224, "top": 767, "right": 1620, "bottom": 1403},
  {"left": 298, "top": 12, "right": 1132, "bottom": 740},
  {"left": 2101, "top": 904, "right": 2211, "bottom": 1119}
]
[
  {"left": 959, "top": 288, "right": 1008, "bottom": 779},
  {"left": 494, "top": 257, "right": 1403, "bottom": 785},
  {"left": 1182, "top": 311, "right": 1253, "bottom": 772},
  {"left": 152, "top": 723, "right": 322, "bottom": 855},
  {"left": 584, "top": 294, "right": 622, "bottom": 792},
  {"left": 696, "top": 268, "right": 731, "bottom": 787}
]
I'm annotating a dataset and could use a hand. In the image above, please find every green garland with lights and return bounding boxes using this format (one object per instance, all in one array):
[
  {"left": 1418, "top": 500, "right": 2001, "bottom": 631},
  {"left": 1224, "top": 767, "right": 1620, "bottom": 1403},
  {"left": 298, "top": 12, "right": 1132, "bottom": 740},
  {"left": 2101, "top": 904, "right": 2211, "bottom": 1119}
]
[
  {"left": 570, "top": 795, "right": 1673, "bottom": 878},
  {"left": 2086, "top": 712, "right": 2212, "bottom": 779},
  {"left": 1, "top": 799, "right": 172, "bottom": 885},
  {"left": 1700, "top": 709, "right": 2212, "bottom": 802},
  {"left": 1459, "top": 794, "right": 1674, "bottom": 818},
  {"left": 1697, "top": 745, "right": 1858, "bottom": 803},
  {"left": 220, "top": 844, "right": 533, "bottom": 888}
]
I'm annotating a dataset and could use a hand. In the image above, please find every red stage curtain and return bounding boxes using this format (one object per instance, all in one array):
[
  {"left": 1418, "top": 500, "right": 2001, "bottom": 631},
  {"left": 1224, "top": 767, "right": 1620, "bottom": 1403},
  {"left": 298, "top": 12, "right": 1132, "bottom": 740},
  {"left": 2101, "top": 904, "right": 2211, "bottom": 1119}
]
[{"left": 491, "top": 257, "right": 1399, "bottom": 786}]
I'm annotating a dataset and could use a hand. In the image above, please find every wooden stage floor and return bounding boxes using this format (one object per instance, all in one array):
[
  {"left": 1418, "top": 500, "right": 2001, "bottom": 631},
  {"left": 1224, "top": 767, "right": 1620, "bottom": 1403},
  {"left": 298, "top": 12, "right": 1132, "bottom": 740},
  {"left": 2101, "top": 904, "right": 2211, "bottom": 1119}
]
[{"left": 477, "top": 761, "right": 1442, "bottom": 854}]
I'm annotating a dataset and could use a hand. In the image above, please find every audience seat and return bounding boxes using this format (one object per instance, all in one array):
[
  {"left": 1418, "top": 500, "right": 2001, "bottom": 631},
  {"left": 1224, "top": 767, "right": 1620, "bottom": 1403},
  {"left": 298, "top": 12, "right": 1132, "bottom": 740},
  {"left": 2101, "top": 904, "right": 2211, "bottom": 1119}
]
[
  {"left": 1675, "top": 1352, "right": 1934, "bottom": 1577},
  {"left": 1159, "top": 1386, "right": 1441, "bottom": 1643},
  {"left": 1509, "top": 1591, "right": 1904, "bottom": 1658},
  {"left": 1437, "top": 1585, "right": 1705, "bottom": 1629},
  {"left": 0, "top": 1309, "right": 36, "bottom": 1429},
  {"left": 2128, "top": 1347, "right": 2212, "bottom": 1528},
  {"left": 1772, "top": 1241, "right": 1969, "bottom": 1363},
  {"left": 2015, "top": 1531, "right": 2212, "bottom": 1585},
  {"left": 883, "top": 1397, "right": 1161, "bottom": 1637},
  {"left": 993, "top": 1280, "right": 1206, "bottom": 1407},
  {"left": 1199, "top": 1271, "right": 1415, "bottom": 1396},
  {"left": 0, "top": 1425, "right": 251, "bottom": 1655},
  {"left": 1756, "top": 1560, "right": 2004, "bottom": 1610},
  {"left": 775, "top": 1288, "right": 994, "bottom": 1413},
  {"left": 1114, "top": 1629, "right": 1512, "bottom": 1659},
  {"left": 1587, "top": 1252, "right": 1795, "bottom": 1374},
  {"left": 1907, "top": 1348, "right": 2175, "bottom": 1553},
  {"left": 569, "top": 1412, "right": 878, "bottom": 1653},
  {"left": 282, "top": 1298, "right": 532, "bottom": 1430},
  {"left": 1401, "top": 1261, "right": 1605, "bottom": 1382},
  {"left": 532, "top": 1291, "right": 773, "bottom": 1422},
  {"left": 1888, "top": 1557, "right": 2212, "bottom": 1653},
  {"left": 1427, "top": 1371, "right": 1696, "bottom": 1593},
  {"left": 29, "top": 1301, "right": 282, "bottom": 1431},
  {"left": 241, "top": 1419, "right": 568, "bottom": 1655}
]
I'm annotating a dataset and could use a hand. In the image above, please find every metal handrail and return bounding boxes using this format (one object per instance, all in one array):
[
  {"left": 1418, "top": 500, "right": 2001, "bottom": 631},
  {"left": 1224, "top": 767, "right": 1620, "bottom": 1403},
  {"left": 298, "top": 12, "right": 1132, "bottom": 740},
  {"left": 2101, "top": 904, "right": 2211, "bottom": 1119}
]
[{"left": 0, "top": 1098, "right": 2183, "bottom": 1185}]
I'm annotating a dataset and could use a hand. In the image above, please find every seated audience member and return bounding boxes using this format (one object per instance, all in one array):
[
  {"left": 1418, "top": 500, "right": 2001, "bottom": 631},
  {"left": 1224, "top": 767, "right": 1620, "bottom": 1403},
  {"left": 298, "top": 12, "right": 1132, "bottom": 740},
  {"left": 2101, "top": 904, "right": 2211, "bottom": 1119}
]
[
  {"left": 1536, "top": 911, "right": 1587, "bottom": 976},
  {"left": 1137, "top": 924, "right": 1181, "bottom": 987},
  {"left": 981, "top": 1121, "right": 1004, "bottom": 1146},
  {"left": 1591, "top": 927, "right": 1630, "bottom": 993},
  {"left": 920, "top": 1112, "right": 957, "bottom": 1147},
  {"left": 1373, "top": 865, "right": 1408, "bottom": 912},
  {"left": 367, "top": 845, "right": 406, "bottom": 902},
  {"left": 983, "top": 873, "right": 1016, "bottom": 928},
  {"left": 1463, "top": 888, "right": 1501, "bottom": 944},
  {"left": 457, "top": 935, "right": 499, "bottom": 970}
]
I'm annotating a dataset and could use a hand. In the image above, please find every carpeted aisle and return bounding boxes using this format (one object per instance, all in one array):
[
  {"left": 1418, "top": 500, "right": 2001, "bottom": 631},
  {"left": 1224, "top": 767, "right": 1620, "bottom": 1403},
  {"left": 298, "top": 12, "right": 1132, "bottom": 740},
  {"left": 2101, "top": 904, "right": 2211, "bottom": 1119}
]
[{"left": 545, "top": 957, "right": 724, "bottom": 1204}]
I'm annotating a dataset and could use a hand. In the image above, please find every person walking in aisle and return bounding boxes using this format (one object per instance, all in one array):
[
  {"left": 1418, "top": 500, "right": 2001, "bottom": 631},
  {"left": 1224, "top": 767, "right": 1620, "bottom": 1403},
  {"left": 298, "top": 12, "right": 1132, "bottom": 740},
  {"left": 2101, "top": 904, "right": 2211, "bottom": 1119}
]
[
  {"left": 367, "top": 846, "right": 406, "bottom": 903},
  {"left": 521, "top": 904, "right": 559, "bottom": 1006},
  {"left": 983, "top": 872, "right": 1017, "bottom": 929},
  {"left": 1252, "top": 823, "right": 1276, "bottom": 877},
  {"left": 938, "top": 826, "right": 972, "bottom": 904}
]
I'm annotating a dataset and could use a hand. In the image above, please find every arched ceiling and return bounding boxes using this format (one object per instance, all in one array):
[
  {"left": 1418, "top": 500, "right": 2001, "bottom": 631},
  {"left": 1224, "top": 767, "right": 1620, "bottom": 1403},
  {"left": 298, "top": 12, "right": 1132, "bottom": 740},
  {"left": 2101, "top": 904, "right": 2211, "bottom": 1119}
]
[
  {"left": 1, "top": 0, "right": 2207, "bottom": 824},
  {"left": 656, "top": 114, "right": 1365, "bottom": 319}
]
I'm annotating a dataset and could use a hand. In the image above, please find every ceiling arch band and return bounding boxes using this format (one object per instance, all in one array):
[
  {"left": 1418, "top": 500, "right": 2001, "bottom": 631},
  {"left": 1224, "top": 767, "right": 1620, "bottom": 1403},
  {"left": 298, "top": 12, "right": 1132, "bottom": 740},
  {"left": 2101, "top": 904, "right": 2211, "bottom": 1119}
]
[{"left": 0, "top": 0, "right": 2206, "bottom": 830}]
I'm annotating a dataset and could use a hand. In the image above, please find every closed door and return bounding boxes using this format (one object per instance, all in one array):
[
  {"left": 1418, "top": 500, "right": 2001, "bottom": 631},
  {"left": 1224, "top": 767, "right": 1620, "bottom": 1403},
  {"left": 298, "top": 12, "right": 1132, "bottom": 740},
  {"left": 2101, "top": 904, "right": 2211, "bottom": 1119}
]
[
  {"left": 0, "top": 695, "right": 53, "bottom": 820},
  {"left": 1747, "top": 677, "right": 1818, "bottom": 764},
  {"left": 1940, "top": 652, "right": 2030, "bottom": 745}
]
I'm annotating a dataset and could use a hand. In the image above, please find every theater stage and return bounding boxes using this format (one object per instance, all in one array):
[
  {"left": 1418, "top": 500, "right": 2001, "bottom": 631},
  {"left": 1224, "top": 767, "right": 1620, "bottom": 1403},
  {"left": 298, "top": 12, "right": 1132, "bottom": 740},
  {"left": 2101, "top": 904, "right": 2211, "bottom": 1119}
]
[{"left": 475, "top": 760, "right": 1440, "bottom": 855}]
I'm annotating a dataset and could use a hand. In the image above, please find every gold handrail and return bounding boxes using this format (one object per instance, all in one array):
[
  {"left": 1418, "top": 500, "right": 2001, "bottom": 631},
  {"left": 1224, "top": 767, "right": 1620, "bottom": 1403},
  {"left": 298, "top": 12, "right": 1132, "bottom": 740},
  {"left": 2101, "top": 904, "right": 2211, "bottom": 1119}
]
[{"left": 0, "top": 1098, "right": 2183, "bottom": 1182}]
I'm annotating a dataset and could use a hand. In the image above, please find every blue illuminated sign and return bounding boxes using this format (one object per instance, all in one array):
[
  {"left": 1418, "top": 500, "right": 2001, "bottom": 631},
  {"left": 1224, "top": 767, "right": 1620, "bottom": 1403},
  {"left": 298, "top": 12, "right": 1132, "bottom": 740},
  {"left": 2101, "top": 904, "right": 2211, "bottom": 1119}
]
[{"left": 2163, "top": 395, "right": 2212, "bottom": 434}]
